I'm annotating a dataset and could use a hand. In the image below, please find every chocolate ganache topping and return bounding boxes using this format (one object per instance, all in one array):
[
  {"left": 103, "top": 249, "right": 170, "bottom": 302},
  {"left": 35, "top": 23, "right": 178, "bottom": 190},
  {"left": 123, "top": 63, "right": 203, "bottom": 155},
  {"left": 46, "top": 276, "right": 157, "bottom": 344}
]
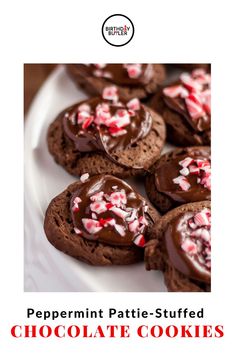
[
  {"left": 163, "top": 69, "right": 211, "bottom": 132},
  {"left": 165, "top": 208, "right": 211, "bottom": 283},
  {"left": 71, "top": 174, "right": 149, "bottom": 247},
  {"left": 155, "top": 151, "right": 211, "bottom": 203},
  {"left": 63, "top": 86, "right": 152, "bottom": 157},
  {"left": 75, "top": 64, "right": 154, "bottom": 86}
]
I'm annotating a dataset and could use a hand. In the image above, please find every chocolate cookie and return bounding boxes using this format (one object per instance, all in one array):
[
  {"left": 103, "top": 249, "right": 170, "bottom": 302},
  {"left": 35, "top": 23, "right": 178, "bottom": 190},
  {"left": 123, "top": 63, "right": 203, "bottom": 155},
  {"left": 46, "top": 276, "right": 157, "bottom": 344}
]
[
  {"left": 145, "top": 146, "right": 211, "bottom": 213},
  {"left": 47, "top": 87, "right": 166, "bottom": 178},
  {"left": 150, "top": 68, "right": 211, "bottom": 146},
  {"left": 44, "top": 174, "right": 160, "bottom": 265},
  {"left": 145, "top": 201, "right": 211, "bottom": 292},
  {"left": 66, "top": 64, "right": 166, "bottom": 101}
]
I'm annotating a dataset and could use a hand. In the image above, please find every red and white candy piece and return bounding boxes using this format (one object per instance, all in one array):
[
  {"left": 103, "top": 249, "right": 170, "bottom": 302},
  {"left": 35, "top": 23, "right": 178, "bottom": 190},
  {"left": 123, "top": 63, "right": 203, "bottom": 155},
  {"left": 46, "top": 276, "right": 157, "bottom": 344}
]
[
  {"left": 173, "top": 176, "right": 191, "bottom": 191},
  {"left": 72, "top": 196, "right": 82, "bottom": 211},
  {"left": 133, "top": 234, "right": 146, "bottom": 247},
  {"left": 179, "top": 157, "right": 193, "bottom": 168},
  {"left": 104, "top": 109, "right": 130, "bottom": 129},
  {"left": 179, "top": 167, "right": 190, "bottom": 176},
  {"left": 82, "top": 218, "right": 102, "bottom": 234},
  {"left": 128, "top": 219, "right": 139, "bottom": 233},
  {"left": 181, "top": 239, "right": 197, "bottom": 254},
  {"left": 180, "top": 73, "right": 202, "bottom": 92},
  {"left": 95, "top": 103, "right": 111, "bottom": 125},
  {"left": 94, "top": 64, "right": 107, "bottom": 69},
  {"left": 175, "top": 157, "right": 211, "bottom": 191},
  {"left": 82, "top": 116, "right": 94, "bottom": 129},
  {"left": 110, "top": 206, "right": 130, "bottom": 220},
  {"left": 99, "top": 218, "right": 115, "bottom": 227},
  {"left": 163, "top": 69, "right": 211, "bottom": 122},
  {"left": 90, "top": 201, "right": 108, "bottom": 214},
  {"left": 77, "top": 110, "right": 91, "bottom": 124},
  {"left": 108, "top": 127, "right": 127, "bottom": 137},
  {"left": 194, "top": 211, "right": 210, "bottom": 227},
  {"left": 102, "top": 86, "right": 119, "bottom": 102},
  {"left": 127, "top": 98, "right": 140, "bottom": 111},
  {"left": 110, "top": 190, "right": 127, "bottom": 207},
  {"left": 163, "top": 85, "right": 188, "bottom": 98},
  {"left": 185, "top": 94, "right": 205, "bottom": 120},
  {"left": 90, "top": 191, "right": 104, "bottom": 202},
  {"left": 124, "top": 64, "right": 142, "bottom": 79}
]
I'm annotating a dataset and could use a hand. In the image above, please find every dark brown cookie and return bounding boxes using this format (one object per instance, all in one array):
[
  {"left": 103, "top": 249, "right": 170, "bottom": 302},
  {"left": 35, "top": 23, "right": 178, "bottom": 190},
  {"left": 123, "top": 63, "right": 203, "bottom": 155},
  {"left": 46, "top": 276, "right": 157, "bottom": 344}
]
[
  {"left": 44, "top": 178, "right": 160, "bottom": 266},
  {"left": 145, "top": 146, "right": 211, "bottom": 213},
  {"left": 47, "top": 104, "right": 166, "bottom": 178},
  {"left": 145, "top": 201, "right": 211, "bottom": 292},
  {"left": 66, "top": 64, "right": 166, "bottom": 101},
  {"left": 173, "top": 64, "right": 210, "bottom": 71},
  {"left": 150, "top": 70, "right": 211, "bottom": 146}
]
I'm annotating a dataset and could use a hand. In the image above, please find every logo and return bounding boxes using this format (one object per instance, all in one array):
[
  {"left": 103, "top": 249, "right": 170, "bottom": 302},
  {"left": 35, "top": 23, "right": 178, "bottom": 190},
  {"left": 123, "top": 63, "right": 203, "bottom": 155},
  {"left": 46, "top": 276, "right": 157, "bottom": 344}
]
[{"left": 102, "top": 14, "right": 134, "bottom": 47}]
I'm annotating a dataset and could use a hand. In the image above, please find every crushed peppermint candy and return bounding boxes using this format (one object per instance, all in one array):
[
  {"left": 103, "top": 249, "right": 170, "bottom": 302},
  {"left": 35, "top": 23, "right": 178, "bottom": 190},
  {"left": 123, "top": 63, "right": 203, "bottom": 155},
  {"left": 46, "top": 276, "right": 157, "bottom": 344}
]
[
  {"left": 180, "top": 208, "right": 211, "bottom": 270},
  {"left": 102, "top": 86, "right": 119, "bottom": 102},
  {"left": 80, "top": 173, "right": 90, "bottom": 183},
  {"left": 173, "top": 156, "right": 211, "bottom": 191},
  {"left": 68, "top": 87, "right": 142, "bottom": 140},
  {"left": 123, "top": 64, "right": 142, "bottom": 79},
  {"left": 163, "top": 69, "right": 211, "bottom": 121},
  {"left": 71, "top": 178, "right": 148, "bottom": 247}
]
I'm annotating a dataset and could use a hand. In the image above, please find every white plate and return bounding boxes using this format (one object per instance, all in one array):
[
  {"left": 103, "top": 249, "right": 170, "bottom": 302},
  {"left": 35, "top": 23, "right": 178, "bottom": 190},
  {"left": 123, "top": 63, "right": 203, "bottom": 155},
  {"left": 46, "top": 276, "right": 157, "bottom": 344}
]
[{"left": 24, "top": 65, "right": 170, "bottom": 292}]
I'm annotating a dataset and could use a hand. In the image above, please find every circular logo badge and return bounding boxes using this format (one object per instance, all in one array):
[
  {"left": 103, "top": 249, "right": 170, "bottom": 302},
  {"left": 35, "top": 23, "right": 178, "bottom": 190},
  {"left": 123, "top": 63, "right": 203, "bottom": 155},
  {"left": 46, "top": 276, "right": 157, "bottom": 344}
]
[{"left": 102, "top": 14, "right": 134, "bottom": 47}]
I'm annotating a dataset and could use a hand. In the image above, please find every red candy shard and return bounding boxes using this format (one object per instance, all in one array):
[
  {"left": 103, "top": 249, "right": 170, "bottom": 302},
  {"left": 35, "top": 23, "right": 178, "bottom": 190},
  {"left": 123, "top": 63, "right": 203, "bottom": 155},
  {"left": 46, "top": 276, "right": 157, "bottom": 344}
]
[
  {"left": 108, "top": 126, "right": 127, "bottom": 137},
  {"left": 105, "top": 203, "right": 113, "bottom": 210},
  {"left": 72, "top": 206, "right": 80, "bottom": 213},
  {"left": 180, "top": 72, "right": 202, "bottom": 92},
  {"left": 77, "top": 110, "right": 91, "bottom": 124},
  {"left": 133, "top": 234, "right": 146, "bottom": 247},
  {"left": 99, "top": 217, "right": 115, "bottom": 227},
  {"left": 82, "top": 116, "right": 94, "bottom": 129},
  {"left": 188, "top": 165, "right": 200, "bottom": 175},
  {"left": 185, "top": 95, "right": 205, "bottom": 120}
]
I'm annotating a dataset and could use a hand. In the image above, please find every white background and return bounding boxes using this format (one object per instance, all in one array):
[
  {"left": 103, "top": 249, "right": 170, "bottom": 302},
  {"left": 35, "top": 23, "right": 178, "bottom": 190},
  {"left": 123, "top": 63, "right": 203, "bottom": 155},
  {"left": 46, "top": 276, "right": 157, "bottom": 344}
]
[{"left": 1, "top": 0, "right": 236, "bottom": 353}]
